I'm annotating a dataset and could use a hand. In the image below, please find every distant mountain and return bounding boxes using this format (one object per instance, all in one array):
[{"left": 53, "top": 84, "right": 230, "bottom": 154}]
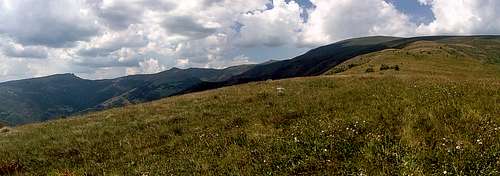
[
  {"left": 0, "top": 65, "right": 253, "bottom": 125},
  {"left": 2, "top": 35, "right": 500, "bottom": 125}
]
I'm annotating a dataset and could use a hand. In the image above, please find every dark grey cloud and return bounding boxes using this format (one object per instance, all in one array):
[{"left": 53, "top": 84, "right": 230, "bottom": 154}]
[
  {"left": 201, "top": 0, "right": 224, "bottom": 6},
  {"left": 141, "top": 0, "right": 177, "bottom": 11},
  {"left": 90, "top": 0, "right": 176, "bottom": 30},
  {"left": 2, "top": 44, "right": 48, "bottom": 59},
  {"left": 162, "top": 16, "right": 217, "bottom": 39},
  {"left": 96, "top": 3, "right": 143, "bottom": 30},
  {"left": 0, "top": 0, "right": 100, "bottom": 48},
  {"left": 1, "top": 22, "right": 99, "bottom": 48}
]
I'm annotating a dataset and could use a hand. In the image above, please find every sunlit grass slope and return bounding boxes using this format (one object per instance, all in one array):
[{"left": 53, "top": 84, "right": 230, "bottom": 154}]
[{"left": 1, "top": 39, "right": 500, "bottom": 175}]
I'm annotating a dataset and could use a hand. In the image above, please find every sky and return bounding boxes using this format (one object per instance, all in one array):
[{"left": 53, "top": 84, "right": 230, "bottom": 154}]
[{"left": 0, "top": 0, "right": 500, "bottom": 82}]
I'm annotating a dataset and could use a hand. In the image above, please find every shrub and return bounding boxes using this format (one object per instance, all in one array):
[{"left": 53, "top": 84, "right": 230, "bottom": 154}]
[
  {"left": 380, "top": 64, "right": 391, "bottom": 71},
  {"left": 393, "top": 65, "right": 400, "bottom": 71},
  {"left": 380, "top": 64, "right": 400, "bottom": 71},
  {"left": 365, "top": 67, "right": 375, "bottom": 73},
  {"left": 348, "top": 64, "right": 358, "bottom": 69},
  {"left": 331, "top": 66, "right": 348, "bottom": 74}
]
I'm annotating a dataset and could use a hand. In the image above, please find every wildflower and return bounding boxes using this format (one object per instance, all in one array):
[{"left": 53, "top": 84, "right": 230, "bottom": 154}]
[
  {"left": 443, "top": 170, "right": 447, "bottom": 174},
  {"left": 455, "top": 145, "right": 461, "bottom": 150},
  {"left": 276, "top": 87, "right": 285, "bottom": 94},
  {"left": 294, "top": 137, "right": 299, "bottom": 143},
  {"left": 324, "top": 149, "right": 328, "bottom": 152}
]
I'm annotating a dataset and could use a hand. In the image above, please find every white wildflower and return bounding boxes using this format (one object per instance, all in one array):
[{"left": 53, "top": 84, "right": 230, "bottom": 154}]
[{"left": 276, "top": 87, "right": 285, "bottom": 94}]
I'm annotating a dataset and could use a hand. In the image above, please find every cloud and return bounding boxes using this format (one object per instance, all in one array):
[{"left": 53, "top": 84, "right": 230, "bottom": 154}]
[
  {"left": 0, "top": 0, "right": 100, "bottom": 48},
  {"left": 96, "top": 3, "right": 144, "bottom": 30},
  {"left": 89, "top": 0, "right": 175, "bottom": 30},
  {"left": 236, "top": 0, "right": 303, "bottom": 47},
  {"left": 417, "top": 0, "right": 500, "bottom": 35},
  {"left": 2, "top": 42, "right": 48, "bottom": 59},
  {"left": 141, "top": 0, "right": 176, "bottom": 11},
  {"left": 299, "top": 0, "right": 416, "bottom": 46},
  {"left": 162, "top": 15, "right": 218, "bottom": 39},
  {"left": 0, "top": 57, "right": 34, "bottom": 82},
  {"left": 73, "top": 49, "right": 142, "bottom": 68},
  {"left": 126, "top": 58, "right": 165, "bottom": 75},
  {"left": 77, "top": 29, "right": 149, "bottom": 57}
]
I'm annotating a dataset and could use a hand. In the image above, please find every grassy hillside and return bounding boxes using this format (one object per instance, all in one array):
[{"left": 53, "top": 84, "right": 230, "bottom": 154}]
[{"left": 1, "top": 39, "right": 500, "bottom": 175}]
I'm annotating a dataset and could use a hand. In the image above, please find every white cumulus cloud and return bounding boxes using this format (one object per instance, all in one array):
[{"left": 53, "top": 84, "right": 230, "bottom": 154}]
[
  {"left": 417, "top": 0, "right": 500, "bottom": 35},
  {"left": 300, "top": 0, "right": 416, "bottom": 46}
]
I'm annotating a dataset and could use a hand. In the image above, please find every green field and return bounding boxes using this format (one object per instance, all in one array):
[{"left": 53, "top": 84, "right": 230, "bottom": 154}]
[{"left": 1, "top": 39, "right": 500, "bottom": 175}]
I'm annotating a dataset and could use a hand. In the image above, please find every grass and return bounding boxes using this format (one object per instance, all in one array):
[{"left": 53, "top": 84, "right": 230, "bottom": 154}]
[{"left": 1, "top": 40, "right": 500, "bottom": 175}]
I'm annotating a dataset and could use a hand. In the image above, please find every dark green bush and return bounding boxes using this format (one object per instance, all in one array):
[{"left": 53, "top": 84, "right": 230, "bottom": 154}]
[
  {"left": 365, "top": 67, "right": 375, "bottom": 73},
  {"left": 393, "top": 65, "right": 400, "bottom": 71},
  {"left": 380, "top": 64, "right": 400, "bottom": 71},
  {"left": 380, "top": 64, "right": 390, "bottom": 71}
]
